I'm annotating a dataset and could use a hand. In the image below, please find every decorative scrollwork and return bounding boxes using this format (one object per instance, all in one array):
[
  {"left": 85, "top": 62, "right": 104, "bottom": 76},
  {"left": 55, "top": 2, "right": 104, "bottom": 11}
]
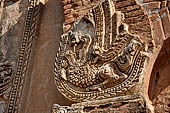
[
  {"left": 54, "top": 0, "right": 149, "bottom": 102},
  {"left": 0, "top": 62, "right": 12, "bottom": 95},
  {"left": 6, "top": 0, "right": 40, "bottom": 112}
]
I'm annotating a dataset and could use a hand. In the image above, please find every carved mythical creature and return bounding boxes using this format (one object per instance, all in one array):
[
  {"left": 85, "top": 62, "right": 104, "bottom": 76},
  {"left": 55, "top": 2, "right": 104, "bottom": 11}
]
[
  {"left": 58, "top": 16, "right": 143, "bottom": 92},
  {"left": 54, "top": 0, "right": 147, "bottom": 102},
  {"left": 60, "top": 29, "right": 142, "bottom": 91}
]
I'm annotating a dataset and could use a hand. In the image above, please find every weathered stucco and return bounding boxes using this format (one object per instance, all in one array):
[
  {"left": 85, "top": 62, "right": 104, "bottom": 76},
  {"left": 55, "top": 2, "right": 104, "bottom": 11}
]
[{"left": 0, "top": 0, "right": 169, "bottom": 113}]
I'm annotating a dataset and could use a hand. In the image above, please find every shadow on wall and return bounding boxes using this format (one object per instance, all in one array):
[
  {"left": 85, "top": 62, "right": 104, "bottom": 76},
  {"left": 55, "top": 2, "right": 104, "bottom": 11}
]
[
  {"left": 19, "top": 0, "right": 74, "bottom": 112},
  {"left": 148, "top": 37, "right": 170, "bottom": 101}
]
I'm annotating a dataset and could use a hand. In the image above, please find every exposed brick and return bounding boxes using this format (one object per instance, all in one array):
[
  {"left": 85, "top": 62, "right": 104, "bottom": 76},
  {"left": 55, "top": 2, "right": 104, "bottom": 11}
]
[
  {"left": 115, "top": 0, "right": 136, "bottom": 9},
  {"left": 159, "top": 8, "right": 170, "bottom": 39},
  {"left": 92, "top": 0, "right": 100, "bottom": 3},
  {"left": 168, "top": 1, "right": 170, "bottom": 10},
  {"left": 118, "top": 5, "right": 141, "bottom": 13},
  {"left": 143, "top": 0, "right": 154, "bottom": 3},
  {"left": 64, "top": 9, "right": 72, "bottom": 15},
  {"left": 72, "top": 1, "right": 82, "bottom": 7},
  {"left": 82, "top": 0, "right": 90, "bottom": 6},
  {"left": 145, "top": 2, "right": 161, "bottom": 11},
  {"left": 150, "top": 13, "right": 165, "bottom": 45},
  {"left": 149, "top": 12, "right": 159, "bottom": 22},
  {"left": 72, "top": 13, "right": 80, "bottom": 18},
  {"left": 65, "top": 14, "right": 73, "bottom": 20},
  {"left": 159, "top": 7, "right": 169, "bottom": 16},
  {"left": 129, "top": 21, "right": 151, "bottom": 34},
  {"left": 124, "top": 9, "right": 144, "bottom": 18},
  {"left": 61, "top": 0, "right": 101, "bottom": 29},
  {"left": 65, "top": 17, "right": 75, "bottom": 25},
  {"left": 63, "top": 4, "right": 72, "bottom": 10},
  {"left": 124, "top": 15, "right": 146, "bottom": 24},
  {"left": 62, "top": 0, "right": 73, "bottom": 6},
  {"left": 161, "top": 1, "right": 167, "bottom": 8},
  {"left": 72, "top": 9, "right": 87, "bottom": 18}
]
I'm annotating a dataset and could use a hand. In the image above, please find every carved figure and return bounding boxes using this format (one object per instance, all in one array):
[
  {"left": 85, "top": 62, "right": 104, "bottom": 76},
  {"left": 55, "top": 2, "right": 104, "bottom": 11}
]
[{"left": 54, "top": 0, "right": 148, "bottom": 102}]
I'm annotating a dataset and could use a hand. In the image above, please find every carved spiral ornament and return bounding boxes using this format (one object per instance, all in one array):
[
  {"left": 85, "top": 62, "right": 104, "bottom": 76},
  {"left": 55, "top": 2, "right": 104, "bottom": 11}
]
[{"left": 54, "top": 0, "right": 150, "bottom": 102}]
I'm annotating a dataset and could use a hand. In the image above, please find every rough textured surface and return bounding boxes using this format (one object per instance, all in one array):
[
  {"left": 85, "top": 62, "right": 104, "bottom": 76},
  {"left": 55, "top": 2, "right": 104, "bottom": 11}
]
[
  {"left": 0, "top": 0, "right": 169, "bottom": 113},
  {"left": 152, "top": 86, "right": 170, "bottom": 113},
  {"left": 149, "top": 37, "right": 170, "bottom": 100},
  {"left": 149, "top": 37, "right": 170, "bottom": 113},
  {"left": 0, "top": 0, "right": 27, "bottom": 112},
  {"left": 1, "top": 0, "right": 73, "bottom": 113},
  {"left": 54, "top": 0, "right": 151, "bottom": 107},
  {"left": 19, "top": 0, "right": 73, "bottom": 113},
  {"left": 57, "top": 0, "right": 170, "bottom": 112},
  {"left": 53, "top": 95, "right": 151, "bottom": 113},
  {"left": 61, "top": 0, "right": 102, "bottom": 32}
]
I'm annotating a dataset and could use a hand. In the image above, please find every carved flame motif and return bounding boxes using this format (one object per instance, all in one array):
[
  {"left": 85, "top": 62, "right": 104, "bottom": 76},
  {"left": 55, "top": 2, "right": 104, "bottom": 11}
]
[{"left": 54, "top": 0, "right": 147, "bottom": 102}]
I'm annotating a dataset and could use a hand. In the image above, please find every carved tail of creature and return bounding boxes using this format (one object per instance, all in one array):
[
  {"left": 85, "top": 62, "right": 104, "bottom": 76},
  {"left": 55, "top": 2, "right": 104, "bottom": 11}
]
[{"left": 92, "top": 0, "right": 134, "bottom": 62}]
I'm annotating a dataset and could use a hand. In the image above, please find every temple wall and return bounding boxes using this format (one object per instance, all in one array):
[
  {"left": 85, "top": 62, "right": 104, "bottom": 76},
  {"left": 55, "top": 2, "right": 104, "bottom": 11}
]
[
  {"left": 19, "top": 0, "right": 73, "bottom": 113},
  {"left": 0, "top": 0, "right": 170, "bottom": 113}
]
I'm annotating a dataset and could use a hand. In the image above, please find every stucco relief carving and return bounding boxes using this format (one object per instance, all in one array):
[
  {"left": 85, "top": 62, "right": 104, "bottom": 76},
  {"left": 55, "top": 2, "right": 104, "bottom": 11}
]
[
  {"left": 0, "top": 0, "right": 169, "bottom": 112},
  {"left": 54, "top": 0, "right": 149, "bottom": 102},
  {"left": 0, "top": 62, "right": 12, "bottom": 95},
  {"left": 52, "top": 94, "right": 148, "bottom": 113}
]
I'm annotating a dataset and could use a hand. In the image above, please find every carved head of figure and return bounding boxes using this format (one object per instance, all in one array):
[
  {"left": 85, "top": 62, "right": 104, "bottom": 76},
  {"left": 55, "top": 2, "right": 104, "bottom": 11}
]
[
  {"left": 68, "top": 17, "right": 95, "bottom": 44},
  {"left": 68, "top": 31, "right": 81, "bottom": 46},
  {"left": 99, "top": 64, "right": 119, "bottom": 80}
]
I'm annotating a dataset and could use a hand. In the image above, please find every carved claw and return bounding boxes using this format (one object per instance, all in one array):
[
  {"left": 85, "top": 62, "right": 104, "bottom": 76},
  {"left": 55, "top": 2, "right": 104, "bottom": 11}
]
[
  {"left": 60, "top": 68, "right": 67, "bottom": 80},
  {"left": 86, "top": 85, "right": 102, "bottom": 91},
  {"left": 93, "top": 44, "right": 102, "bottom": 55},
  {"left": 118, "top": 73, "right": 128, "bottom": 79},
  {"left": 66, "top": 50, "right": 73, "bottom": 55},
  {"left": 122, "top": 73, "right": 128, "bottom": 79}
]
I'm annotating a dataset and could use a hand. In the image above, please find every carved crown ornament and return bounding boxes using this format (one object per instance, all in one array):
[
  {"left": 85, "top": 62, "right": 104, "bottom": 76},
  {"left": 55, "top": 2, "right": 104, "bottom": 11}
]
[{"left": 54, "top": 0, "right": 151, "bottom": 102}]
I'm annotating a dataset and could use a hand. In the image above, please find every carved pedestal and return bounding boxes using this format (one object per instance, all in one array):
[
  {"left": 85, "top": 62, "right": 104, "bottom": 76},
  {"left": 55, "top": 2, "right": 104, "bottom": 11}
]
[{"left": 52, "top": 94, "right": 151, "bottom": 113}]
